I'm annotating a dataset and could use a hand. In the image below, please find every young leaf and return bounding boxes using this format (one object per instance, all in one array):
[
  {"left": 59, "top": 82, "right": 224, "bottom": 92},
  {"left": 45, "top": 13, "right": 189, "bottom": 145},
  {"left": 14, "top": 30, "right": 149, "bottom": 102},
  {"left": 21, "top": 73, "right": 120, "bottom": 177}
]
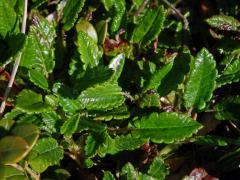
[
  {"left": 0, "top": 0, "right": 18, "bottom": 38},
  {"left": 0, "top": 136, "right": 29, "bottom": 164},
  {"left": 78, "top": 83, "right": 125, "bottom": 111},
  {"left": 103, "top": 171, "right": 115, "bottom": 180},
  {"left": 28, "top": 68, "right": 49, "bottom": 90},
  {"left": 206, "top": 15, "right": 240, "bottom": 31},
  {"left": 61, "top": 114, "right": 80, "bottom": 136},
  {"left": 110, "top": 0, "right": 126, "bottom": 33},
  {"left": 214, "top": 96, "right": 240, "bottom": 121},
  {"left": 95, "top": 20, "right": 108, "bottom": 45},
  {"left": 133, "top": 112, "right": 202, "bottom": 143},
  {"left": 62, "top": 0, "right": 86, "bottom": 31},
  {"left": 28, "top": 137, "right": 64, "bottom": 173},
  {"left": 16, "top": 90, "right": 50, "bottom": 113},
  {"left": 21, "top": 14, "right": 56, "bottom": 74},
  {"left": 76, "top": 19, "right": 98, "bottom": 43},
  {"left": 0, "top": 165, "right": 28, "bottom": 180},
  {"left": 77, "top": 31, "right": 103, "bottom": 69},
  {"left": 184, "top": 48, "right": 217, "bottom": 110},
  {"left": 131, "top": 7, "right": 159, "bottom": 43},
  {"left": 148, "top": 156, "right": 169, "bottom": 179},
  {"left": 109, "top": 53, "right": 125, "bottom": 82},
  {"left": 142, "top": 6, "right": 166, "bottom": 46}
]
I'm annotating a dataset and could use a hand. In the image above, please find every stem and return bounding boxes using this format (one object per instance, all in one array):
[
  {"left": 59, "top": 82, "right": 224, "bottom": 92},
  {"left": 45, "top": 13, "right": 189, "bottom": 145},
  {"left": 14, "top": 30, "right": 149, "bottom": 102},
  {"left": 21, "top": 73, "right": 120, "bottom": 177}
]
[
  {"left": 0, "top": 0, "right": 28, "bottom": 115},
  {"left": 24, "top": 162, "right": 40, "bottom": 180},
  {"left": 162, "top": 0, "right": 189, "bottom": 31}
]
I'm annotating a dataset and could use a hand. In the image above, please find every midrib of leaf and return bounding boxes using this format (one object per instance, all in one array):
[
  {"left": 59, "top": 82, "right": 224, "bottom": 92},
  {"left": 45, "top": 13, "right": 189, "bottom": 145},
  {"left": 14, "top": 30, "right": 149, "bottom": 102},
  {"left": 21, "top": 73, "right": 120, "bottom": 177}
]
[{"left": 34, "top": 145, "right": 59, "bottom": 155}]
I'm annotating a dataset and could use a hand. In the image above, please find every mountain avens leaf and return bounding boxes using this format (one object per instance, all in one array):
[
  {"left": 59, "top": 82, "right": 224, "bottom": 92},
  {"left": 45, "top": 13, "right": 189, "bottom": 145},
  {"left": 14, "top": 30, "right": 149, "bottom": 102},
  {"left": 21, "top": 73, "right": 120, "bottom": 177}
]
[
  {"left": 16, "top": 90, "right": 50, "bottom": 113},
  {"left": 110, "top": 0, "right": 125, "bottom": 33},
  {"left": 0, "top": 165, "right": 28, "bottom": 180},
  {"left": 78, "top": 83, "right": 125, "bottom": 110},
  {"left": 148, "top": 156, "right": 169, "bottom": 179},
  {"left": 109, "top": 53, "right": 125, "bottom": 82},
  {"left": 76, "top": 19, "right": 98, "bottom": 43},
  {"left": 0, "top": 136, "right": 29, "bottom": 164},
  {"left": 133, "top": 112, "right": 202, "bottom": 143},
  {"left": 28, "top": 68, "right": 49, "bottom": 90},
  {"left": 62, "top": 0, "right": 86, "bottom": 31},
  {"left": 184, "top": 48, "right": 217, "bottom": 110},
  {"left": 77, "top": 31, "right": 103, "bottom": 69},
  {"left": 61, "top": 114, "right": 80, "bottom": 136},
  {"left": 103, "top": 171, "right": 115, "bottom": 180},
  {"left": 0, "top": 0, "right": 18, "bottom": 38},
  {"left": 28, "top": 137, "right": 64, "bottom": 173},
  {"left": 206, "top": 15, "right": 240, "bottom": 31}
]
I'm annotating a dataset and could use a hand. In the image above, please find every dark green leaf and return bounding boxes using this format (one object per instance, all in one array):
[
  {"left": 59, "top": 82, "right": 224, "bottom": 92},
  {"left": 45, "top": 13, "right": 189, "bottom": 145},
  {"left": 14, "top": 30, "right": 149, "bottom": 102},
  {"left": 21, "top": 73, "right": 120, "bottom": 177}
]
[
  {"left": 184, "top": 48, "right": 217, "bottom": 110},
  {"left": 61, "top": 114, "right": 80, "bottom": 136},
  {"left": 28, "top": 68, "right": 49, "bottom": 90}
]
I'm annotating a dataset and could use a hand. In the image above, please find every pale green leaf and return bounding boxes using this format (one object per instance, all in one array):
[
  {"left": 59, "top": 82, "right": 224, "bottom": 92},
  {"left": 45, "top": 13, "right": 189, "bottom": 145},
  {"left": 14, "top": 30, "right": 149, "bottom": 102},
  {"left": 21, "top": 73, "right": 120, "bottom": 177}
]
[
  {"left": 62, "top": 0, "right": 86, "bottom": 31},
  {"left": 28, "top": 68, "right": 49, "bottom": 90},
  {"left": 184, "top": 48, "right": 217, "bottom": 110},
  {"left": 133, "top": 112, "right": 202, "bottom": 143},
  {"left": 95, "top": 20, "right": 108, "bottom": 45},
  {"left": 110, "top": 0, "right": 125, "bottom": 33},
  {"left": 109, "top": 53, "right": 125, "bottom": 82},
  {"left": 148, "top": 157, "right": 169, "bottom": 179},
  {"left": 121, "top": 163, "right": 138, "bottom": 180},
  {"left": 101, "top": 0, "right": 114, "bottom": 11},
  {"left": 78, "top": 83, "right": 125, "bottom": 111},
  {"left": 76, "top": 19, "right": 98, "bottom": 43},
  {"left": 28, "top": 137, "right": 64, "bottom": 173},
  {"left": 103, "top": 171, "right": 115, "bottom": 180},
  {"left": 16, "top": 90, "right": 50, "bottom": 113},
  {"left": 77, "top": 31, "right": 102, "bottom": 69}
]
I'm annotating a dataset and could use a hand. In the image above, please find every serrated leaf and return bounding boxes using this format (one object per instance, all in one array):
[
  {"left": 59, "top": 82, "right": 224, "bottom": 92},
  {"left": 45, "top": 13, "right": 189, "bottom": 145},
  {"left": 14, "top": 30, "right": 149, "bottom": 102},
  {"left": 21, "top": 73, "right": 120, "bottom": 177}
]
[
  {"left": 206, "top": 15, "right": 240, "bottom": 31},
  {"left": 61, "top": 114, "right": 80, "bottom": 136},
  {"left": 103, "top": 171, "right": 115, "bottom": 180},
  {"left": 28, "top": 68, "right": 49, "bottom": 90},
  {"left": 121, "top": 163, "right": 138, "bottom": 180},
  {"left": 140, "top": 93, "right": 161, "bottom": 108},
  {"left": 78, "top": 117, "right": 107, "bottom": 132},
  {"left": 77, "top": 31, "right": 103, "bottom": 69},
  {"left": 78, "top": 83, "right": 125, "bottom": 111},
  {"left": 0, "top": 165, "right": 28, "bottom": 180},
  {"left": 12, "top": 124, "right": 40, "bottom": 151},
  {"left": 0, "top": 136, "right": 29, "bottom": 164},
  {"left": 148, "top": 156, "right": 169, "bottom": 179},
  {"left": 21, "top": 14, "right": 55, "bottom": 74},
  {"left": 158, "top": 53, "right": 190, "bottom": 96},
  {"left": 131, "top": 7, "right": 159, "bottom": 43},
  {"left": 109, "top": 53, "right": 125, "bottom": 82},
  {"left": 214, "top": 96, "right": 240, "bottom": 121},
  {"left": 142, "top": 6, "right": 166, "bottom": 46},
  {"left": 217, "top": 50, "right": 240, "bottom": 87},
  {"left": 133, "top": 112, "right": 202, "bottom": 143},
  {"left": 42, "top": 111, "right": 60, "bottom": 133},
  {"left": 144, "top": 61, "right": 173, "bottom": 91},
  {"left": 28, "top": 137, "right": 64, "bottom": 173},
  {"left": 16, "top": 90, "right": 50, "bottom": 113},
  {"left": 62, "top": 0, "right": 86, "bottom": 31},
  {"left": 0, "top": 0, "right": 18, "bottom": 38},
  {"left": 184, "top": 48, "right": 217, "bottom": 110},
  {"left": 110, "top": 0, "right": 126, "bottom": 33}
]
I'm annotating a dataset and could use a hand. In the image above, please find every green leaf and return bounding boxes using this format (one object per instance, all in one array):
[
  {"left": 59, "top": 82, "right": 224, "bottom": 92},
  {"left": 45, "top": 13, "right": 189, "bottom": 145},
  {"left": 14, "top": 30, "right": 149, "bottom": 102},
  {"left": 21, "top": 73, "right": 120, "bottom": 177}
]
[
  {"left": 28, "top": 68, "right": 49, "bottom": 90},
  {"left": 28, "top": 137, "right": 64, "bottom": 173},
  {"left": 158, "top": 53, "right": 190, "bottom": 96},
  {"left": 78, "top": 117, "right": 107, "bottom": 132},
  {"left": 62, "top": 0, "right": 86, "bottom": 31},
  {"left": 21, "top": 14, "right": 55, "bottom": 74},
  {"left": 58, "top": 97, "right": 82, "bottom": 114},
  {"left": 192, "top": 135, "right": 240, "bottom": 146},
  {"left": 133, "top": 112, "right": 202, "bottom": 143},
  {"left": 148, "top": 156, "right": 169, "bottom": 179},
  {"left": 103, "top": 171, "right": 115, "bottom": 180},
  {"left": 142, "top": 6, "right": 166, "bottom": 46},
  {"left": 0, "top": 136, "right": 29, "bottom": 164},
  {"left": 12, "top": 124, "right": 40, "bottom": 151},
  {"left": 206, "top": 15, "right": 240, "bottom": 31},
  {"left": 144, "top": 61, "right": 173, "bottom": 91},
  {"left": 95, "top": 20, "right": 108, "bottom": 45},
  {"left": 76, "top": 19, "right": 98, "bottom": 43},
  {"left": 41, "top": 111, "right": 60, "bottom": 133},
  {"left": 214, "top": 96, "right": 240, "bottom": 121},
  {"left": 77, "top": 31, "right": 103, "bottom": 69},
  {"left": 0, "top": 165, "right": 28, "bottom": 180},
  {"left": 131, "top": 7, "right": 159, "bottom": 43},
  {"left": 121, "top": 163, "right": 138, "bottom": 180},
  {"left": 16, "top": 90, "right": 50, "bottom": 113},
  {"left": 184, "top": 48, "right": 217, "bottom": 110},
  {"left": 217, "top": 50, "right": 240, "bottom": 87},
  {"left": 110, "top": 0, "right": 126, "bottom": 33},
  {"left": 78, "top": 83, "right": 125, "bottom": 111},
  {"left": 0, "top": 0, "right": 18, "bottom": 38},
  {"left": 101, "top": 0, "right": 114, "bottom": 11},
  {"left": 109, "top": 53, "right": 125, "bottom": 82},
  {"left": 139, "top": 93, "right": 161, "bottom": 109},
  {"left": 61, "top": 114, "right": 80, "bottom": 136}
]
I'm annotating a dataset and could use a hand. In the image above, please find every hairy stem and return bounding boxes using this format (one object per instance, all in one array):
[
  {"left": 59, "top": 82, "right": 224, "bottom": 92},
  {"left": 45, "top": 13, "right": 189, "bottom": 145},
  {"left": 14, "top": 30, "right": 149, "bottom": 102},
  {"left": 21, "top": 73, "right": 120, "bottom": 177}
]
[{"left": 0, "top": 0, "right": 28, "bottom": 115}]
